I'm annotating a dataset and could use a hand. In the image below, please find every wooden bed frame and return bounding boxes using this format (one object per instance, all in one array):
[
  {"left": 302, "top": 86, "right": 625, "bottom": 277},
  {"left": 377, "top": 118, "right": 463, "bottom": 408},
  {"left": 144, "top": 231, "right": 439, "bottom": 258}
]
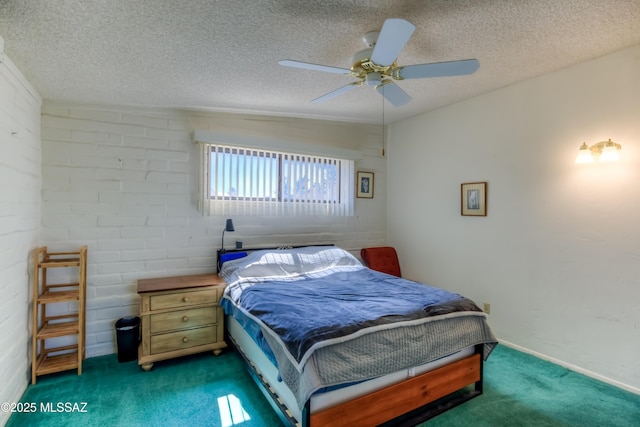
[
  {"left": 219, "top": 245, "right": 485, "bottom": 426},
  {"left": 230, "top": 333, "right": 484, "bottom": 427}
]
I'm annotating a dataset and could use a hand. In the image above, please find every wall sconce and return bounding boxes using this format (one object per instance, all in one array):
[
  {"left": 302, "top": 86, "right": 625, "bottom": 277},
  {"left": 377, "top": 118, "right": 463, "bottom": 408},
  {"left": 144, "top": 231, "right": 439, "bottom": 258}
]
[
  {"left": 575, "top": 139, "right": 622, "bottom": 164},
  {"left": 220, "top": 218, "right": 235, "bottom": 253}
]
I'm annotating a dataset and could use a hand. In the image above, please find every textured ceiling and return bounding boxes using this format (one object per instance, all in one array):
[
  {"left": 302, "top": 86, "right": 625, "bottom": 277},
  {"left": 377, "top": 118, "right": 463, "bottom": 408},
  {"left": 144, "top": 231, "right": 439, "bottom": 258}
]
[{"left": 1, "top": 0, "right": 639, "bottom": 124}]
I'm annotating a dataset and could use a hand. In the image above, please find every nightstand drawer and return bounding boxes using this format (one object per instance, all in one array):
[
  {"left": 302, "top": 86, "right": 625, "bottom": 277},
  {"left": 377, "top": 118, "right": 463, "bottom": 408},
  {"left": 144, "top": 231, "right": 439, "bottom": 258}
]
[
  {"left": 149, "top": 288, "right": 218, "bottom": 311},
  {"left": 150, "top": 307, "right": 217, "bottom": 333},
  {"left": 150, "top": 326, "right": 217, "bottom": 354}
]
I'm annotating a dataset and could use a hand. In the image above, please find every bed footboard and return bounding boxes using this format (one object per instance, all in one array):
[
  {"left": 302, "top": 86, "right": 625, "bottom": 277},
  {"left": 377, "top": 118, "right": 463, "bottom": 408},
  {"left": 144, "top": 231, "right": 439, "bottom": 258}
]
[
  {"left": 308, "top": 350, "right": 483, "bottom": 427},
  {"left": 231, "top": 328, "right": 484, "bottom": 427}
]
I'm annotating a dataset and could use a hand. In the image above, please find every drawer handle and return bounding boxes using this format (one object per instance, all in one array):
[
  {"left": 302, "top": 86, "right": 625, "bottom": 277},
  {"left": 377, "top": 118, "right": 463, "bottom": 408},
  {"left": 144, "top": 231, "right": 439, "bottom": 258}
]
[
  {"left": 182, "top": 316, "right": 189, "bottom": 322},
  {"left": 182, "top": 297, "right": 189, "bottom": 303},
  {"left": 182, "top": 337, "right": 189, "bottom": 343}
]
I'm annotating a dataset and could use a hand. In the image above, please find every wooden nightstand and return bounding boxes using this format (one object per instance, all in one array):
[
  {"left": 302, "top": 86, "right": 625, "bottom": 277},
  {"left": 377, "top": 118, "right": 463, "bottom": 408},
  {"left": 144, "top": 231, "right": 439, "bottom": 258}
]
[{"left": 137, "top": 273, "right": 227, "bottom": 371}]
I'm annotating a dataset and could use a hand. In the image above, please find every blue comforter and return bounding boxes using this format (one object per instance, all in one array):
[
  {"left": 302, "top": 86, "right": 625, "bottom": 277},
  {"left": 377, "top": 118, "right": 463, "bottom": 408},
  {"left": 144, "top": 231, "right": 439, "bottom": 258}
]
[{"left": 220, "top": 247, "right": 481, "bottom": 364}]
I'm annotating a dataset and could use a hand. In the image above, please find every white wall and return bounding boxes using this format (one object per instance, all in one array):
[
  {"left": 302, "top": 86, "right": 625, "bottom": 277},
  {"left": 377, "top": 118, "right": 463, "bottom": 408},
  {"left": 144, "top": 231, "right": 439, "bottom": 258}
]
[
  {"left": 387, "top": 44, "right": 640, "bottom": 392},
  {"left": 40, "top": 105, "right": 387, "bottom": 357},
  {"left": 0, "top": 45, "right": 42, "bottom": 425}
]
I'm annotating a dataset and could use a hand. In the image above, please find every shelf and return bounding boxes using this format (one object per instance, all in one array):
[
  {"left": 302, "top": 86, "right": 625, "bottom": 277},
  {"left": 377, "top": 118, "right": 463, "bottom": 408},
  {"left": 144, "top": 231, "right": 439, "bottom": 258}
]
[
  {"left": 37, "top": 289, "right": 80, "bottom": 304},
  {"left": 40, "top": 258, "right": 81, "bottom": 268},
  {"left": 35, "top": 351, "right": 79, "bottom": 376},
  {"left": 37, "top": 321, "right": 80, "bottom": 339}
]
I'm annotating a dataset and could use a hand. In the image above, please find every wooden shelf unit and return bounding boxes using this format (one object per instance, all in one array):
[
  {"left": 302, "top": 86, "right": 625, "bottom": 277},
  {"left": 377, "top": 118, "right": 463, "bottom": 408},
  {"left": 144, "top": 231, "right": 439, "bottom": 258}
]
[{"left": 31, "top": 246, "right": 87, "bottom": 384}]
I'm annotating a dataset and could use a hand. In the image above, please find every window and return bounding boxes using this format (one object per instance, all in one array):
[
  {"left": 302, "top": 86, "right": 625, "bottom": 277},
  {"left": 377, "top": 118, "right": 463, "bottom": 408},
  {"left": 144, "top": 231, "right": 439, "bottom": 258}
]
[
  {"left": 199, "top": 143, "right": 354, "bottom": 216},
  {"left": 210, "top": 146, "right": 278, "bottom": 201}
]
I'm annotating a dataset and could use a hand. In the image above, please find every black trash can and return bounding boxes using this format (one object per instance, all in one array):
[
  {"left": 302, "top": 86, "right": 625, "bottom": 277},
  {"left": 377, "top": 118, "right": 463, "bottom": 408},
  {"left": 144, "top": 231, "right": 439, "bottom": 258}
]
[{"left": 115, "top": 316, "right": 140, "bottom": 363}]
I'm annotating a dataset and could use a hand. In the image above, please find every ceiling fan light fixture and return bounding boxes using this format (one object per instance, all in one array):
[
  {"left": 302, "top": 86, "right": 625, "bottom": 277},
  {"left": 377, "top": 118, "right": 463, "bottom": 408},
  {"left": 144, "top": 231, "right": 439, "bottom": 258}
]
[{"left": 365, "top": 72, "right": 382, "bottom": 86}]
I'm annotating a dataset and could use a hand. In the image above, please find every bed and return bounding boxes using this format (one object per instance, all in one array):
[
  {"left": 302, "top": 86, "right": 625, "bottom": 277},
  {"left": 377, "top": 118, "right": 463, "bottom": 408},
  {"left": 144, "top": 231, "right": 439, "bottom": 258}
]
[{"left": 218, "top": 246, "right": 497, "bottom": 426}]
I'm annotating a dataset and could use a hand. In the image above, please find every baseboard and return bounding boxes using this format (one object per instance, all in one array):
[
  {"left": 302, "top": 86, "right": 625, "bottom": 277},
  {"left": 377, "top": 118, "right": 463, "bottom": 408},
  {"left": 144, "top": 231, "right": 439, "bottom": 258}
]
[
  {"left": 499, "top": 339, "right": 640, "bottom": 396},
  {"left": 1, "top": 380, "right": 27, "bottom": 427}
]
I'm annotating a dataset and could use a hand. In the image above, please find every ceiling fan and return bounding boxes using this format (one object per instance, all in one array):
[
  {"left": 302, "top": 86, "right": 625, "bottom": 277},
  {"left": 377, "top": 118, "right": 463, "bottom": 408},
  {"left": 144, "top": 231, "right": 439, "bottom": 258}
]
[{"left": 279, "top": 18, "right": 479, "bottom": 107}]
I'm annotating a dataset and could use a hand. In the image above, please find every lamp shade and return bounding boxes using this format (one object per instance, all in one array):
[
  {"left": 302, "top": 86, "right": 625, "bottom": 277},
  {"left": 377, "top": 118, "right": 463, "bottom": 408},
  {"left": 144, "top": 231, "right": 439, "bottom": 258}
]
[
  {"left": 599, "top": 144, "right": 621, "bottom": 162},
  {"left": 574, "top": 142, "right": 594, "bottom": 164},
  {"left": 221, "top": 218, "right": 235, "bottom": 253}
]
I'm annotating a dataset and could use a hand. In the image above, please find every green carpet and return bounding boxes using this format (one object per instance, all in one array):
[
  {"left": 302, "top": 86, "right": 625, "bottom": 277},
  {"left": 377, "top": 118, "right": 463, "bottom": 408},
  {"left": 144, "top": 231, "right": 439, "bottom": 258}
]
[
  {"left": 7, "top": 351, "right": 281, "bottom": 427},
  {"left": 8, "top": 345, "right": 640, "bottom": 426},
  {"left": 426, "top": 347, "right": 640, "bottom": 427}
]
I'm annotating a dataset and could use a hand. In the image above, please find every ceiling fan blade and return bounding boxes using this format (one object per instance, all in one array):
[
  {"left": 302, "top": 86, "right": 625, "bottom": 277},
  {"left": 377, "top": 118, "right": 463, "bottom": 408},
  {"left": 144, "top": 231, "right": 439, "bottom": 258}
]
[
  {"left": 370, "top": 18, "right": 416, "bottom": 67},
  {"left": 376, "top": 81, "right": 411, "bottom": 106},
  {"left": 279, "top": 59, "right": 351, "bottom": 75},
  {"left": 397, "top": 59, "right": 480, "bottom": 79},
  {"left": 311, "top": 81, "right": 362, "bottom": 104}
]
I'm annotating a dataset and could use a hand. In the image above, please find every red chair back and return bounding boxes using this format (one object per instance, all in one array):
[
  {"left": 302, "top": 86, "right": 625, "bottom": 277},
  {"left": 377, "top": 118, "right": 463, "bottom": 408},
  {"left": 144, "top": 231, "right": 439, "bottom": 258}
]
[{"left": 360, "top": 246, "right": 401, "bottom": 277}]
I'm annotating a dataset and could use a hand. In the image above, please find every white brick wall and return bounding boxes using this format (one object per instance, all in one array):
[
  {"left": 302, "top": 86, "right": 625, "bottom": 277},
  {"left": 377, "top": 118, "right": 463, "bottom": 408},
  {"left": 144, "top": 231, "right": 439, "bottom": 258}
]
[
  {"left": 41, "top": 103, "right": 388, "bottom": 358},
  {"left": 0, "top": 50, "right": 42, "bottom": 426}
]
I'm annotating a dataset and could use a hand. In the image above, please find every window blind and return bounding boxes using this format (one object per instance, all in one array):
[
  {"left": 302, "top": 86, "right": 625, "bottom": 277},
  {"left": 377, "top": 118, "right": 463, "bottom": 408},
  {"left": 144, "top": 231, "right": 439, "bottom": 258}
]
[{"left": 198, "top": 143, "right": 354, "bottom": 217}]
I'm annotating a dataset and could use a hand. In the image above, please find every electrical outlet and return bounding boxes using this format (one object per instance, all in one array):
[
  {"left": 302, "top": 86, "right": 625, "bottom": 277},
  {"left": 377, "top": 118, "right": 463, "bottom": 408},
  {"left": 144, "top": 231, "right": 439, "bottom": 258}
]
[{"left": 483, "top": 302, "right": 491, "bottom": 314}]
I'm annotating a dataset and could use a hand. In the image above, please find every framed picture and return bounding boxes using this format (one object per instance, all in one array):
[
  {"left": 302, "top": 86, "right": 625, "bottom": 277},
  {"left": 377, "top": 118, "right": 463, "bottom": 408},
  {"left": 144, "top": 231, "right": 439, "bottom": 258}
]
[
  {"left": 461, "top": 182, "right": 487, "bottom": 216},
  {"left": 356, "top": 171, "right": 374, "bottom": 198}
]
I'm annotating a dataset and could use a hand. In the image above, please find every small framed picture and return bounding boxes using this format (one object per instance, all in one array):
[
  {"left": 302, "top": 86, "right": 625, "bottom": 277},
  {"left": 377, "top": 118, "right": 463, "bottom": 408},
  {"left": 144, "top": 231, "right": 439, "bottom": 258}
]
[
  {"left": 461, "top": 182, "right": 487, "bottom": 216},
  {"left": 356, "top": 171, "right": 374, "bottom": 198}
]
